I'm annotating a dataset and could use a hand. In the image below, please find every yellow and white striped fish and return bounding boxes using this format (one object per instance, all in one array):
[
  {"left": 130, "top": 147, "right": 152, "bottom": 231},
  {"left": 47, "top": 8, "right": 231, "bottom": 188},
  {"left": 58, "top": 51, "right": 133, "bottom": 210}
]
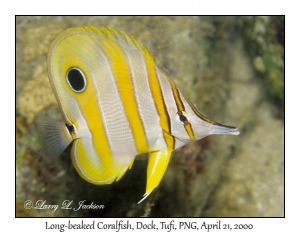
[{"left": 45, "top": 26, "right": 239, "bottom": 203}]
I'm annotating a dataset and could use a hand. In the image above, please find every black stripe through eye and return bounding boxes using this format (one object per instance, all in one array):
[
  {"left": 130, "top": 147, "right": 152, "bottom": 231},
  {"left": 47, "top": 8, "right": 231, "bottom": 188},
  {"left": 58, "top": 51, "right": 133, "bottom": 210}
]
[{"left": 179, "top": 114, "right": 187, "bottom": 122}]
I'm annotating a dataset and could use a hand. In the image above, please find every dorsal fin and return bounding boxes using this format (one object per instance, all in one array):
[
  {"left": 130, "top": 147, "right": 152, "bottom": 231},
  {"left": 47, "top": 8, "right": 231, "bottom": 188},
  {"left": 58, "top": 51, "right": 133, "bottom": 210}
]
[{"left": 82, "top": 26, "right": 155, "bottom": 63}]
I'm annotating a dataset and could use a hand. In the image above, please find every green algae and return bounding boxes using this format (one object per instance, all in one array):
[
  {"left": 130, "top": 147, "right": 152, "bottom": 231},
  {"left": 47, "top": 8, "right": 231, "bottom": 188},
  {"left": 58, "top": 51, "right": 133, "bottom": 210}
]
[{"left": 237, "top": 16, "right": 284, "bottom": 116}]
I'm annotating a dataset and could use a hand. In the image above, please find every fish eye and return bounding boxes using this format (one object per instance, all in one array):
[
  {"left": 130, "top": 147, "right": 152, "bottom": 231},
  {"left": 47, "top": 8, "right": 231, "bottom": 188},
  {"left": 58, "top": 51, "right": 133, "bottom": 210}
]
[
  {"left": 66, "top": 67, "right": 87, "bottom": 92},
  {"left": 179, "top": 115, "right": 187, "bottom": 122},
  {"left": 176, "top": 111, "right": 189, "bottom": 125}
]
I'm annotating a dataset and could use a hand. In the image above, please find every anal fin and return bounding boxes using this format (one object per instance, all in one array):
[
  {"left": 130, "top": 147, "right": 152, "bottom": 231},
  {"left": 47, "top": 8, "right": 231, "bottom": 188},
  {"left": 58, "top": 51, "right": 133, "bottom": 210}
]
[{"left": 138, "top": 150, "right": 172, "bottom": 204}]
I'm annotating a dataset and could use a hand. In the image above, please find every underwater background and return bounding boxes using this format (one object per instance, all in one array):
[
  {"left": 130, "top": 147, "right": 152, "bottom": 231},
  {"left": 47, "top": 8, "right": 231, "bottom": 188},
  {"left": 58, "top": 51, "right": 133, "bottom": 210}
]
[{"left": 16, "top": 16, "right": 284, "bottom": 217}]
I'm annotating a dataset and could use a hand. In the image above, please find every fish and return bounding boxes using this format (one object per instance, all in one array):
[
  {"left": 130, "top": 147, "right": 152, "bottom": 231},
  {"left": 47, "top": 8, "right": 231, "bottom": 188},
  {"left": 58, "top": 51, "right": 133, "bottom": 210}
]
[{"left": 45, "top": 26, "right": 240, "bottom": 203}]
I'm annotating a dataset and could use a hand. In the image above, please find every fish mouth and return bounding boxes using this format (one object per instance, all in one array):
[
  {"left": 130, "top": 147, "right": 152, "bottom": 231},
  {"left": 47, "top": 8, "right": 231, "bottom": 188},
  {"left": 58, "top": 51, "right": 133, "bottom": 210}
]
[{"left": 209, "top": 123, "right": 240, "bottom": 136}]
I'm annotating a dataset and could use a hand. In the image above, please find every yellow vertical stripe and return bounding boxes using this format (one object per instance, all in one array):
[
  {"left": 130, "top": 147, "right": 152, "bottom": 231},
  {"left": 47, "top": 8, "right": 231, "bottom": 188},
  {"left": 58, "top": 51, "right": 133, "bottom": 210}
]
[
  {"left": 183, "top": 124, "right": 195, "bottom": 140},
  {"left": 166, "top": 75, "right": 195, "bottom": 140},
  {"left": 143, "top": 54, "right": 174, "bottom": 151},
  {"left": 167, "top": 76, "right": 185, "bottom": 111},
  {"left": 100, "top": 38, "right": 149, "bottom": 154},
  {"left": 73, "top": 90, "right": 115, "bottom": 178}
]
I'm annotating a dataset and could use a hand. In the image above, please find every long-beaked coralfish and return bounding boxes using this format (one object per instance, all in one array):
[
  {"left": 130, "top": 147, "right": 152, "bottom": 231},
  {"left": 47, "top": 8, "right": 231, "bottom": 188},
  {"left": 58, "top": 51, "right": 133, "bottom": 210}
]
[{"left": 45, "top": 26, "right": 240, "bottom": 203}]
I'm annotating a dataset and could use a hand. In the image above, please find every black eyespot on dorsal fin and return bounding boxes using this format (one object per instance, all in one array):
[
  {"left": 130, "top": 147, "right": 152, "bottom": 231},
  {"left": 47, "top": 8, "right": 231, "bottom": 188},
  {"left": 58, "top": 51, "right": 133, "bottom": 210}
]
[{"left": 66, "top": 67, "right": 86, "bottom": 92}]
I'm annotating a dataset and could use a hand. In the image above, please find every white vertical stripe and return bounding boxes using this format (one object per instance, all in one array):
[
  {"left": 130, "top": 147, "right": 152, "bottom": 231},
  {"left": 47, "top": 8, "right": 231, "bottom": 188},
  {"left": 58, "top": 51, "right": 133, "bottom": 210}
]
[
  {"left": 156, "top": 68, "right": 189, "bottom": 149},
  {"left": 87, "top": 35, "right": 138, "bottom": 160}
]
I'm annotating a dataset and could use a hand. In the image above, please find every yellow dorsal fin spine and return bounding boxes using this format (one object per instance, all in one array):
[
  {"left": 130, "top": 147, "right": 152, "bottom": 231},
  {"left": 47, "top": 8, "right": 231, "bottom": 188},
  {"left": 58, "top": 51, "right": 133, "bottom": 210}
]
[
  {"left": 88, "top": 25, "right": 102, "bottom": 35},
  {"left": 100, "top": 26, "right": 111, "bottom": 38},
  {"left": 83, "top": 26, "right": 94, "bottom": 33},
  {"left": 108, "top": 27, "right": 127, "bottom": 43}
]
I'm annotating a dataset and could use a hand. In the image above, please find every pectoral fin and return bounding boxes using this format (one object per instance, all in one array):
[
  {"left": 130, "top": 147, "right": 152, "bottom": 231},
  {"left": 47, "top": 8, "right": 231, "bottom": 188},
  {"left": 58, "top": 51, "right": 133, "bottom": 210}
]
[{"left": 138, "top": 150, "right": 172, "bottom": 204}]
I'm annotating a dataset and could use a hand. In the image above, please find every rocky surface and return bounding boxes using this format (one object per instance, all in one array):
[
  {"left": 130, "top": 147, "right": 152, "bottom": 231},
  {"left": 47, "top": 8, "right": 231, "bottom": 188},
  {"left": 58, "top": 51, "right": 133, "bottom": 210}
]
[{"left": 16, "top": 16, "right": 284, "bottom": 217}]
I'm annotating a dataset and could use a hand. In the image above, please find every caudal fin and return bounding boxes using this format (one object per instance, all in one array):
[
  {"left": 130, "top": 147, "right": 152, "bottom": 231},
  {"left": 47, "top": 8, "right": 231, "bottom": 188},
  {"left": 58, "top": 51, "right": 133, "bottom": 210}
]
[{"left": 39, "top": 117, "right": 73, "bottom": 160}]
